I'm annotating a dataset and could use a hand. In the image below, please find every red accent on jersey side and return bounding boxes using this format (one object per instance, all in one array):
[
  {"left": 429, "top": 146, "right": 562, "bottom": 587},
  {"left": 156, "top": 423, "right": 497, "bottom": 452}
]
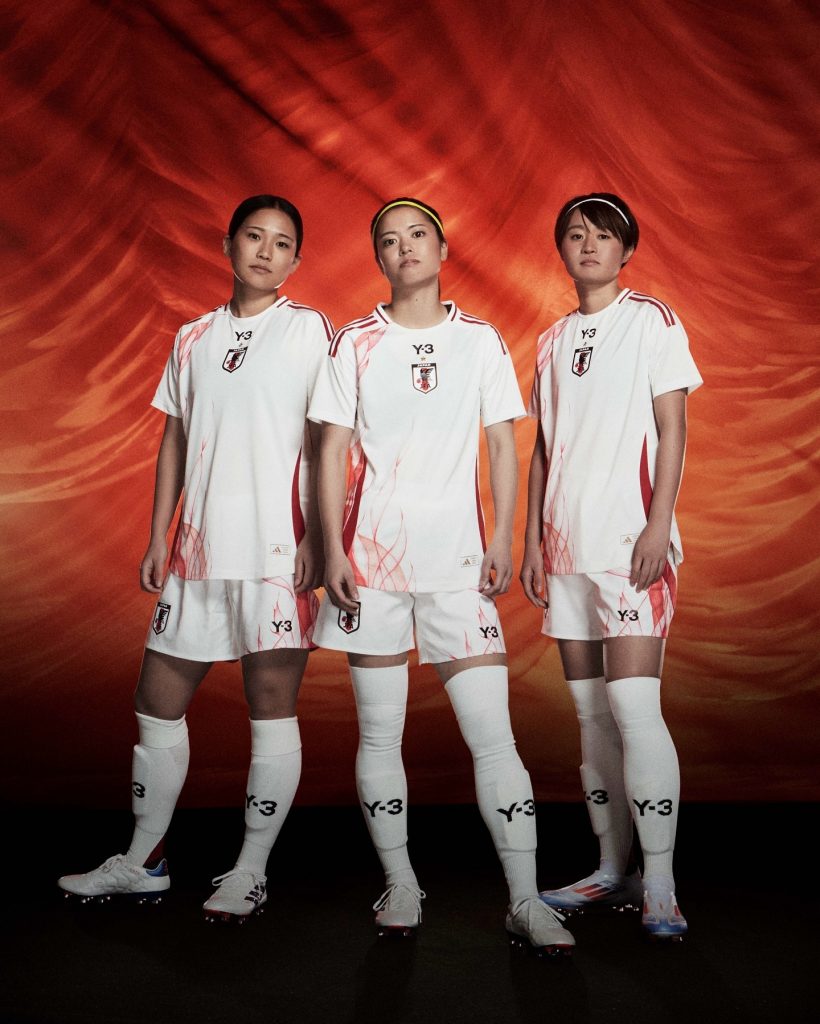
[
  {"left": 474, "top": 462, "right": 487, "bottom": 551},
  {"left": 627, "top": 292, "right": 676, "bottom": 327},
  {"left": 639, "top": 435, "right": 653, "bottom": 518},
  {"left": 458, "top": 312, "right": 507, "bottom": 353},
  {"left": 342, "top": 459, "right": 368, "bottom": 555},
  {"left": 330, "top": 317, "right": 380, "bottom": 357},
  {"left": 286, "top": 302, "right": 334, "bottom": 340},
  {"left": 662, "top": 560, "right": 677, "bottom": 608},
  {"left": 291, "top": 450, "right": 305, "bottom": 544}
]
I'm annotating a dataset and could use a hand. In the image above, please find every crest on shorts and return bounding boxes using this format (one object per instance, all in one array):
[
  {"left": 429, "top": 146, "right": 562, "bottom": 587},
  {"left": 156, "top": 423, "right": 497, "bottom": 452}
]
[
  {"left": 222, "top": 347, "right": 248, "bottom": 373},
  {"left": 338, "top": 605, "right": 361, "bottom": 634},
  {"left": 152, "top": 602, "right": 171, "bottom": 635},
  {"left": 572, "top": 346, "right": 593, "bottom": 377},
  {"left": 412, "top": 362, "right": 438, "bottom": 393}
]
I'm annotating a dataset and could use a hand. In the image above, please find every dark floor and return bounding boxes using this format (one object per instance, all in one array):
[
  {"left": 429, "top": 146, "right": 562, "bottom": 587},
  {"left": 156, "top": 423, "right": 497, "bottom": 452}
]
[{"left": 2, "top": 803, "right": 816, "bottom": 1024}]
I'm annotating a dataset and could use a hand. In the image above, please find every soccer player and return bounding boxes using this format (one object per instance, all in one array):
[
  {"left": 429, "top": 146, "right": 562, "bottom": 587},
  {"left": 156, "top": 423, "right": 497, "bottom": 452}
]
[
  {"left": 520, "top": 193, "right": 702, "bottom": 941},
  {"left": 58, "top": 195, "right": 332, "bottom": 920},
  {"left": 309, "top": 197, "right": 575, "bottom": 956}
]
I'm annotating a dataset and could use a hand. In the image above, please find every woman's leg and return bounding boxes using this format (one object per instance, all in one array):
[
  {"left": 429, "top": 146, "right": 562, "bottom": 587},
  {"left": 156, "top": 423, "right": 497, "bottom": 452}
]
[
  {"left": 57, "top": 648, "right": 209, "bottom": 901},
  {"left": 201, "top": 648, "right": 308, "bottom": 921},
  {"left": 604, "top": 637, "right": 687, "bottom": 937},
  {"left": 348, "top": 652, "right": 424, "bottom": 934},
  {"left": 435, "top": 653, "right": 574, "bottom": 954},
  {"left": 128, "top": 648, "right": 211, "bottom": 865}
]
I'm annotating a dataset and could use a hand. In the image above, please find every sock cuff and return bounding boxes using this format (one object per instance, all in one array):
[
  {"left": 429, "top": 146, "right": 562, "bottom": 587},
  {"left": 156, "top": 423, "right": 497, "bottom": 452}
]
[
  {"left": 250, "top": 716, "right": 301, "bottom": 756},
  {"left": 350, "top": 663, "right": 409, "bottom": 706},
  {"left": 567, "top": 676, "right": 609, "bottom": 717},
  {"left": 136, "top": 712, "right": 188, "bottom": 749},
  {"left": 444, "top": 664, "right": 508, "bottom": 715},
  {"left": 607, "top": 676, "right": 663, "bottom": 725}
]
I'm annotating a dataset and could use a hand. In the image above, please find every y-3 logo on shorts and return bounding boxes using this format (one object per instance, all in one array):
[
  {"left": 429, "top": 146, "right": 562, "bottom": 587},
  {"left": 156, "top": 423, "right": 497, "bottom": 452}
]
[
  {"left": 617, "top": 610, "right": 639, "bottom": 622},
  {"left": 271, "top": 620, "right": 292, "bottom": 633},
  {"left": 572, "top": 346, "right": 593, "bottom": 377},
  {"left": 338, "top": 605, "right": 360, "bottom": 634},
  {"left": 479, "top": 626, "right": 500, "bottom": 638},
  {"left": 152, "top": 602, "right": 171, "bottom": 635}
]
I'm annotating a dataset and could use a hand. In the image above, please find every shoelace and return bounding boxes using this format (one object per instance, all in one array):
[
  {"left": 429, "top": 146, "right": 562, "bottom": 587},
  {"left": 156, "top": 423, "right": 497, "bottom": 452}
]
[
  {"left": 102, "top": 854, "right": 138, "bottom": 876},
  {"left": 511, "top": 895, "right": 567, "bottom": 926},
  {"left": 372, "top": 883, "right": 426, "bottom": 912},
  {"left": 210, "top": 868, "right": 265, "bottom": 890}
]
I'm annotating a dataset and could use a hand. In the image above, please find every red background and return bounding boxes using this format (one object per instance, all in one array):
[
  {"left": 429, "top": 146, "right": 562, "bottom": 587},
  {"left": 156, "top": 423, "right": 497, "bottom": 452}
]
[{"left": 2, "top": 0, "right": 818, "bottom": 807}]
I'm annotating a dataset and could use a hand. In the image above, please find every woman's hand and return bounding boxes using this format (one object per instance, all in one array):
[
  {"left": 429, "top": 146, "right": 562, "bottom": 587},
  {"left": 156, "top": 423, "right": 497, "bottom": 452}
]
[
  {"left": 324, "top": 550, "right": 360, "bottom": 611},
  {"left": 519, "top": 543, "right": 548, "bottom": 609},
  {"left": 630, "top": 522, "right": 670, "bottom": 592},
  {"left": 140, "top": 539, "right": 168, "bottom": 593},
  {"left": 479, "top": 537, "right": 513, "bottom": 597}
]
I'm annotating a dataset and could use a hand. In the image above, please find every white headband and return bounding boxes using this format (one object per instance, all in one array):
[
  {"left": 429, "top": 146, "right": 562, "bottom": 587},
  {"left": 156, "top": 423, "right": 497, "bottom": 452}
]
[{"left": 565, "top": 198, "right": 630, "bottom": 226}]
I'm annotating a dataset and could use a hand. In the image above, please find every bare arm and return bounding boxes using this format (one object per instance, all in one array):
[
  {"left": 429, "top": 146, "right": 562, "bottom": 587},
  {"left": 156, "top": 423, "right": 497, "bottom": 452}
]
[
  {"left": 294, "top": 420, "right": 325, "bottom": 592},
  {"left": 631, "top": 388, "right": 687, "bottom": 591},
  {"left": 140, "top": 414, "right": 186, "bottom": 593},
  {"left": 480, "top": 420, "right": 517, "bottom": 597},
  {"left": 519, "top": 428, "right": 548, "bottom": 609},
  {"left": 318, "top": 422, "right": 359, "bottom": 611}
]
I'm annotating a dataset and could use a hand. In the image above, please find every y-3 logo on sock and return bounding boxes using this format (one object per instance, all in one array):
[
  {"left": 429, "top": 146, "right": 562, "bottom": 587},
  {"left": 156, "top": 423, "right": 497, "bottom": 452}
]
[
  {"left": 246, "top": 793, "right": 278, "bottom": 816},
  {"left": 132, "top": 782, "right": 146, "bottom": 799},
  {"left": 633, "top": 798, "right": 674, "bottom": 817},
  {"left": 496, "top": 799, "right": 535, "bottom": 822},
  {"left": 363, "top": 798, "right": 404, "bottom": 818},
  {"left": 586, "top": 789, "right": 609, "bottom": 805}
]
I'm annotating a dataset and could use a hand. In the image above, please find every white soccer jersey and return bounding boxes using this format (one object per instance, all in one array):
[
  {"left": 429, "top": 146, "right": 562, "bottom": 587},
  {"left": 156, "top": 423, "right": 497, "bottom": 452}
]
[
  {"left": 309, "top": 302, "right": 525, "bottom": 592},
  {"left": 152, "top": 296, "right": 333, "bottom": 580},
  {"left": 528, "top": 288, "right": 702, "bottom": 575}
]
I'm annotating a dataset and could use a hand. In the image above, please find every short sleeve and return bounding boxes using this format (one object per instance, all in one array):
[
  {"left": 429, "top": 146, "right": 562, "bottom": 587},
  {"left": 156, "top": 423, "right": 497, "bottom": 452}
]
[
  {"left": 649, "top": 318, "right": 703, "bottom": 398},
  {"left": 479, "top": 328, "right": 526, "bottom": 426},
  {"left": 305, "top": 314, "right": 334, "bottom": 406},
  {"left": 308, "top": 330, "right": 358, "bottom": 428},
  {"left": 151, "top": 340, "right": 182, "bottom": 418}
]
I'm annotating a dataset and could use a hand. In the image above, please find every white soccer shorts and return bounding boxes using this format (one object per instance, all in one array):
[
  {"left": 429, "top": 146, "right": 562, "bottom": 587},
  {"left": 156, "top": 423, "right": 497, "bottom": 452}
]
[
  {"left": 542, "top": 563, "right": 677, "bottom": 641},
  {"left": 313, "top": 586, "right": 506, "bottom": 664},
  {"left": 145, "top": 574, "right": 319, "bottom": 661}
]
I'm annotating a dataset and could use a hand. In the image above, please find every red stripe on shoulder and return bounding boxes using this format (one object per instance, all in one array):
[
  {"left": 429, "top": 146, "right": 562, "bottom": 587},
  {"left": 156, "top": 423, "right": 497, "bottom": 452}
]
[
  {"left": 627, "top": 292, "right": 676, "bottom": 328},
  {"left": 285, "top": 302, "right": 334, "bottom": 341},
  {"left": 458, "top": 313, "right": 507, "bottom": 354},
  {"left": 329, "top": 317, "right": 380, "bottom": 357}
]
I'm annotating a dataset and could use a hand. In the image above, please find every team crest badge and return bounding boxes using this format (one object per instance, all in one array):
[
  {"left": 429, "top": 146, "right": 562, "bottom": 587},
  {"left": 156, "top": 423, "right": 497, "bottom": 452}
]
[
  {"left": 572, "top": 347, "right": 593, "bottom": 377},
  {"left": 222, "top": 347, "right": 248, "bottom": 373},
  {"left": 338, "top": 604, "right": 361, "bottom": 634},
  {"left": 412, "top": 362, "right": 438, "bottom": 393},
  {"left": 152, "top": 602, "right": 171, "bottom": 635}
]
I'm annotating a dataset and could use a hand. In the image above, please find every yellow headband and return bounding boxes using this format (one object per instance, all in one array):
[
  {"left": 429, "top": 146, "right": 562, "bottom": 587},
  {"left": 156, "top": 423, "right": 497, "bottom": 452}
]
[{"left": 371, "top": 200, "right": 445, "bottom": 239}]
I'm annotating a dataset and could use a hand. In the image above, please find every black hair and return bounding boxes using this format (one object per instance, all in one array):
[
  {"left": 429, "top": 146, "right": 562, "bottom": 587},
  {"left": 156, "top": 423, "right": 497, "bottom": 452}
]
[
  {"left": 554, "top": 193, "right": 639, "bottom": 255},
  {"left": 370, "top": 197, "right": 446, "bottom": 254},
  {"left": 227, "top": 195, "right": 304, "bottom": 255}
]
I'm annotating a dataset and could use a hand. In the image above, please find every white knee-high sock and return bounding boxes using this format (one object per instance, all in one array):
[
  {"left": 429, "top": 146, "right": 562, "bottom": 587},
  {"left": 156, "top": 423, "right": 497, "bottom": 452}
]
[
  {"left": 234, "top": 717, "right": 302, "bottom": 875},
  {"left": 607, "top": 676, "right": 680, "bottom": 882},
  {"left": 445, "top": 665, "right": 538, "bottom": 903},
  {"left": 128, "top": 712, "right": 189, "bottom": 866},
  {"left": 350, "top": 664, "right": 417, "bottom": 889},
  {"left": 567, "top": 677, "right": 633, "bottom": 874}
]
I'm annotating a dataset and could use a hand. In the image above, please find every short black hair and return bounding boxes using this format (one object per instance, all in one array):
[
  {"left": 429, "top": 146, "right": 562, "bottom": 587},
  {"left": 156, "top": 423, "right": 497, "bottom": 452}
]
[{"left": 554, "top": 193, "right": 639, "bottom": 254}]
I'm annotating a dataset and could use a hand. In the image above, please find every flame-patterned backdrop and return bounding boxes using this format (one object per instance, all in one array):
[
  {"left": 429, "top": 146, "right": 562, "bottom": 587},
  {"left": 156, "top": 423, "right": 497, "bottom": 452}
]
[{"left": 2, "top": 0, "right": 818, "bottom": 807}]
